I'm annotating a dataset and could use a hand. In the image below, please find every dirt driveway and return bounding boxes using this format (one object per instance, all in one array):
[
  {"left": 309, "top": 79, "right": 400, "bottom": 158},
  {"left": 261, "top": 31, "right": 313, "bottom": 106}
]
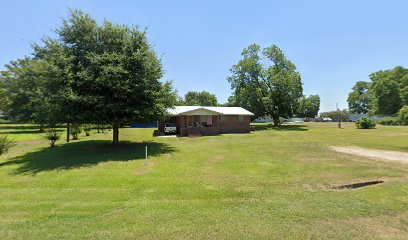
[{"left": 331, "top": 146, "right": 408, "bottom": 163}]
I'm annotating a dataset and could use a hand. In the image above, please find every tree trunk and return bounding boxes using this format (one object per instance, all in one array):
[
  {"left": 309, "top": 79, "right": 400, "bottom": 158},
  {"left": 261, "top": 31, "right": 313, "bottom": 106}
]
[
  {"left": 39, "top": 123, "right": 44, "bottom": 132},
  {"left": 112, "top": 125, "right": 119, "bottom": 145},
  {"left": 66, "top": 122, "right": 70, "bottom": 142},
  {"left": 272, "top": 115, "right": 280, "bottom": 127}
]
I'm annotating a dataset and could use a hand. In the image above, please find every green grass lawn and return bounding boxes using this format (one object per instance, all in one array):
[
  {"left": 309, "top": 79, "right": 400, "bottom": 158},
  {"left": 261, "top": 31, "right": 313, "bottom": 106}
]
[{"left": 0, "top": 122, "right": 407, "bottom": 239}]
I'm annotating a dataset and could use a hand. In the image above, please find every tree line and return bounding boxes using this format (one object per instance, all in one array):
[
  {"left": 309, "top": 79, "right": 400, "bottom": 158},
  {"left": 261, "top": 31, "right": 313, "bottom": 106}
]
[{"left": 347, "top": 66, "right": 408, "bottom": 116}]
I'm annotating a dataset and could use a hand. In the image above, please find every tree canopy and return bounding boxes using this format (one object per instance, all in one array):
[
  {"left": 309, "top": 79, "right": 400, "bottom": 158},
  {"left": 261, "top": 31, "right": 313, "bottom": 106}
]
[
  {"left": 0, "top": 57, "right": 53, "bottom": 129},
  {"left": 347, "top": 66, "right": 407, "bottom": 116},
  {"left": 347, "top": 81, "right": 372, "bottom": 114},
  {"left": 181, "top": 91, "right": 218, "bottom": 106},
  {"left": 227, "top": 44, "right": 303, "bottom": 125},
  {"left": 297, "top": 94, "right": 320, "bottom": 118},
  {"left": 2, "top": 9, "right": 176, "bottom": 144}
]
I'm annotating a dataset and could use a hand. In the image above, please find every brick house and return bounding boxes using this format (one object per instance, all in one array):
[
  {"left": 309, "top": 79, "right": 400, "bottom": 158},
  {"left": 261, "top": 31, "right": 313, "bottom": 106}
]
[{"left": 159, "top": 106, "right": 254, "bottom": 137}]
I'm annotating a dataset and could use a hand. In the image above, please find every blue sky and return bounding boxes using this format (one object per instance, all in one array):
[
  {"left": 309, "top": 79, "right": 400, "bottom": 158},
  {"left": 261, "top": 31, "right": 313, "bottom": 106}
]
[{"left": 1, "top": 0, "right": 407, "bottom": 112}]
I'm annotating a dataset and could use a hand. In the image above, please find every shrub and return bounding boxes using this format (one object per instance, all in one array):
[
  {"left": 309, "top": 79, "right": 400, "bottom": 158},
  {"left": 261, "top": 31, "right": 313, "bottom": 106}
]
[
  {"left": 355, "top": 117, "right": 376, "bottom": 129},
  {"left": 0, "top": 119, "right": 11, "bottom": 124},
  {"left": 0, "top": 135, "right": 15, "bottom": 155},
  {"left": 279, "top": 117, "right": 285, "bottom": 124},
  {"left": 83, "top": 124, "right": 92, "bottom": 136},
  {"left": 71, "top": 124, "right": 82, "bottom": 140},
  {"left": 398, "top": 105, "right": 408, "bottom": 126},
  {"left": 376, "top": 117, "right": 400, "bottom": 126},
  {"left": 45, "top": 129, "right": 61, "bottom": 147}
]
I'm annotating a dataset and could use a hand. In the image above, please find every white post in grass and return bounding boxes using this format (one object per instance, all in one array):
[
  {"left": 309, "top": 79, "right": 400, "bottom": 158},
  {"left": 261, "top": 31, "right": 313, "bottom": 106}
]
[{"left": 145, "top": 146, "right": 148, "bottom": 164}]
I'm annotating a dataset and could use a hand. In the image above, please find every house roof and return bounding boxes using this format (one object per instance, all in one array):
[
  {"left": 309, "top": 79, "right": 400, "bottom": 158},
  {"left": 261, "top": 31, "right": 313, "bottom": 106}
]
[{"left": 167, "top": 106, "right": 254, "bottom": 116}]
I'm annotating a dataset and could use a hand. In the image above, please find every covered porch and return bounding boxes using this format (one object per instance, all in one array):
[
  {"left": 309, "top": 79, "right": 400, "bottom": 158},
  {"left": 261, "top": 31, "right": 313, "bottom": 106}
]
[
  {"left": 159, "top": 108, "right": 222, "bottom": 137},
  {"left": 177, "top": 114, "right": 220, "bottom": 137}
]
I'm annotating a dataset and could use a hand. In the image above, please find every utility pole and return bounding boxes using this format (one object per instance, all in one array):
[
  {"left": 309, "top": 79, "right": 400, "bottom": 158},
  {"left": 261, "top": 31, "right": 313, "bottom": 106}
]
[{"left": 336, "top": 103, "right": 341, "bottom": 128}]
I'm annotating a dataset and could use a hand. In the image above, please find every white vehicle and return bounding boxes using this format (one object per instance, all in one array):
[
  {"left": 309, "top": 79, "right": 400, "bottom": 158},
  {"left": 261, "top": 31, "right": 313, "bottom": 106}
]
[{"left": 164, "top": 123, "right": 177, "bottom": 134}]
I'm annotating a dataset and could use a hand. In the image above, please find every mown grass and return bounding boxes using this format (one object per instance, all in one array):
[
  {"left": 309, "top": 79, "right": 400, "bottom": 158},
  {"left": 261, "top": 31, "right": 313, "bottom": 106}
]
[{"left": 0, "top": 122, "right": 407, "bottom": 239}]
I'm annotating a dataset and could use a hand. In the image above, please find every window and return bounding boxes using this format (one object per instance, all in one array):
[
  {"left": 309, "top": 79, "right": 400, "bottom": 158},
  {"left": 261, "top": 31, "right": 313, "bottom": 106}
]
[
  {"left": 200, "top": 115, "right": 213, "bottom": 127},
  {"left": 238, "top": 115, "right": 244, "bottom": 123},
  {"left": 221, "top": 115, "right": 227, "bottom": 123},
  {"left": 200, "top": 115, "right": 207, "bottom": 124}
]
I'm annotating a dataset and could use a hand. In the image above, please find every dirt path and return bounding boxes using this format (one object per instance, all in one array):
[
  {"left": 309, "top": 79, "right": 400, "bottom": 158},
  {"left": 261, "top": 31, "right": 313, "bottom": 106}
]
[{"left": 330, "top": 146, "right": 408, "bottom": 163}]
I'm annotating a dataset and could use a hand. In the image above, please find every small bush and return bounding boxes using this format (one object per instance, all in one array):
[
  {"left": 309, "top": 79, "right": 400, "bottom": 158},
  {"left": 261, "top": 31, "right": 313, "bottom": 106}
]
[
  {"left": 355, "top": 117, "right": 376, "bottom": 129},
  {"left": 83, "top": 124, "right": 92, "bottom": 136},
  {"left": 0, "top": 135, "right": 15, "bottom": 155},
  {"left": 71, "top": 124, "right": 82, "bottom": 140},
  {"left": 377, "top": 117, "right": 400, "bottom": 126},
  {"left": 45, "top": 129, "right": 61, "bottom": 147},
  {"left": 0, "top": 119, "right": 11, "bottom": 124},
  {"left": 398, "top": 105, "right": 408, "bottom": 126}
]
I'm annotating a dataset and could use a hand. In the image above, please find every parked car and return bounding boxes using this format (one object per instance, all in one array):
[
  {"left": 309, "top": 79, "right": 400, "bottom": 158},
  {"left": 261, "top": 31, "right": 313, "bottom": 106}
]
[{"left": 164, "top": 123, "right": 177, "bottom": 134}]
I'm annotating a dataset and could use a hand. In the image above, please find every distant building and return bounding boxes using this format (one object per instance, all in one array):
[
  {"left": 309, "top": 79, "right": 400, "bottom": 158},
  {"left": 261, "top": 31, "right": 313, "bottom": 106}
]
[
  {"left": 349, "top": 114, "right": 368, "bottom": 122},
  {"left": 285, "top": 118, "right": 304, "bottom": 123}
]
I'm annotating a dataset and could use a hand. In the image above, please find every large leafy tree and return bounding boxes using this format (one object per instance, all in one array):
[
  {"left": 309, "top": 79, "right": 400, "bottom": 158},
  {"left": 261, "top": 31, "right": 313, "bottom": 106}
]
[
  {"left": 0, "top": 74, "right": 9, "bottom": 114},
  {"left": 34, "top": 10, "right": 175, "bottom": 144},
  {"left": 348, "top": 66, "right": 408, "bottom": 115},
  {"left": 227, "top": 44, "right": 303, "bottom": 126},
  {"left": 0, "top": 58, "right": 52, "bottom": 129},
  {"left": 297, "top": 94, "right": 320, "bottom": 118},
  {"left": 369, "top": 67, "right": 407, "bottom": 115},
  {"left": 183, "top": 91, "right": 218, "bottom": 106},
  {"left": 347, "top": 81, "right": 372, "bottom": 114}
]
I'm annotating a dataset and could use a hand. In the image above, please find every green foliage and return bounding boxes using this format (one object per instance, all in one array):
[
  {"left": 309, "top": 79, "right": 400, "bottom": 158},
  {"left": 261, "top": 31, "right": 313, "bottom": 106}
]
[
  {"left": 400, "top": 86, "right": 408, "bottom": 106},
  {"left": 83, "top": 124, "right": 92, "bottom": 136},
  {"left": 398, "top": 105, "right": 408, "bottom": 125},
  {"left": 182, "top": 91, "right": 218, "bottom": 106},
  {"left": 45, "top": 129, "right": 61, "bottom": 147},
  {"left": 0, "top": 76, "right": 9, "bottom": 113},
  {"left": 319, "top": 110, "right": 349, "bottom": 122},
  {"left": 227, "top": 44, "right": 303, "bottom": 126},
  {"left": 355, "top": 117, "right": 376, "bottom": 129},
  {"left": 70, "top": 124, "right": 82, "bottom": 140},
  {"left": 0, "top": 58, "right": 53, "bottom": 127},
  {"left": 348, "top": 66, "right": 408, "bottom": 115},
  {"left": 31, "top": 9, "right": 175, "bottom": 144},
  {"left": 0, "top": 135, "right": 15, "bottom": 155},
  {"left": 372, "top": 77, "right": 401, "bottom": 115},
  {"left": 347, "top": 81, "right": 372, "bottom": 114},
  {"left": 0, "top": 119, "right": 11, "bottom": 124},
  {"left": 297, "top": 94, "right": 320, "bottom": 118},
  {"left": 376, "top": 117, "right": 400, "bottom": 126}
]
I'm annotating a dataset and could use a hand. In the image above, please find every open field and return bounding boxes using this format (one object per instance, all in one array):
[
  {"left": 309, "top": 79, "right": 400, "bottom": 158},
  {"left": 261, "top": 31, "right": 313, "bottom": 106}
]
[{"left": 1, "top": 122, "right": 408, "bottom": 239}]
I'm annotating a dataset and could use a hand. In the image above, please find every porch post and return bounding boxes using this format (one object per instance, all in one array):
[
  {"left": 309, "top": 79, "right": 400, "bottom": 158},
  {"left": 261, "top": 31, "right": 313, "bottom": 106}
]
[{"left": 218, "top": 115, "right": 221, "bottom": 134}]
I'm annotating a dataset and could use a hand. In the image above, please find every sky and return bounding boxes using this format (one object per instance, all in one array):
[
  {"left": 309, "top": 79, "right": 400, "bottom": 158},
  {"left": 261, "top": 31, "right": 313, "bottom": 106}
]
[{"left": 1, "top": 0, "right": 408, "bottom": 112}]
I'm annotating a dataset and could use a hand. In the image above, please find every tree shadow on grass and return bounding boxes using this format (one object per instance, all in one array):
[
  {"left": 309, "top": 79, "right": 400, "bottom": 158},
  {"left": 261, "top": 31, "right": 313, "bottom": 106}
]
[
  {"left": 252, "top": 124, "right": 308, "bottom": 132},
  {"left": 0, "top": 125, "right": 43, "bottom": 130},
  {"left": 0, "top": 140, "right": 174, "bottom": 175},
  {"left": 0, "top": 129, "right": 63, "bottom": 135}
]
